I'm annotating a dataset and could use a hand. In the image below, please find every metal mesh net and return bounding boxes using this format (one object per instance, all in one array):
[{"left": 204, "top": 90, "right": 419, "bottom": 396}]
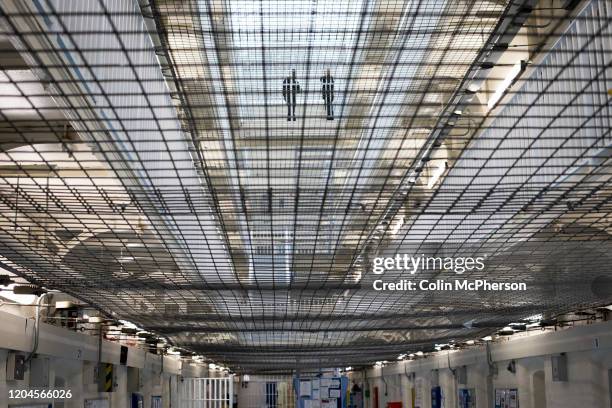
[{"left": 0, "top": 0, "right": 610, "bottom": 372}]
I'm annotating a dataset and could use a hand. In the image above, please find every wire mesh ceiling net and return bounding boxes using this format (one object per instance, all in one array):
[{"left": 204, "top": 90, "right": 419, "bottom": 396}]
[{"left": 0, "top": 0, "right": 610, "bottom": 372}]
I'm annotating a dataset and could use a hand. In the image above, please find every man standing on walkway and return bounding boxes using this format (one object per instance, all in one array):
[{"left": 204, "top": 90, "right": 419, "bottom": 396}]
[
  {"left": 282, "top": 69, "right": 301, "bottom": 121},
  {"left": 321, "top": 68, "right": 334, "bottom": 120}
]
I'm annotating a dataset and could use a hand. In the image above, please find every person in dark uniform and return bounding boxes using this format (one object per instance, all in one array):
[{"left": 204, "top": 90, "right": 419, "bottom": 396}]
[
  {"left": 320, "top": 68, "right": 334, "bottom": 120},
  {"left": 282, "top": 69, "right": 301, "bottom": 121}
]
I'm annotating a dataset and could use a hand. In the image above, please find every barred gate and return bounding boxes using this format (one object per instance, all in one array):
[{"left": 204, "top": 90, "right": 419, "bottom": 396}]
[
  {"left": 180, "top": 377, "right": 234, "bottom": 408},
  {"left": 237, "top": 375, "right": 296, "bottom": 408}
]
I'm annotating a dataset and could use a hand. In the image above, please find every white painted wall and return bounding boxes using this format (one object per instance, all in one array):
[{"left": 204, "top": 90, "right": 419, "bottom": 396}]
[
  {"left": 0, "top": 351, "right": 172, "bottom": 408},
  {"left": 0, "top": 309, "right": 211, "bottom": 408},
  {"left": 351, "top": 322, "right": 612, "bottom": 408},
  {"left": 4, "top": 312, "right": 612, "bottom": 408}
]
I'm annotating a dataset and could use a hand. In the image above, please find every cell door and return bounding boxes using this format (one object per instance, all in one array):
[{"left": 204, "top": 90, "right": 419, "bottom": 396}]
[{"left": 266, "top": 382, "right": 278, "bottom": 408}]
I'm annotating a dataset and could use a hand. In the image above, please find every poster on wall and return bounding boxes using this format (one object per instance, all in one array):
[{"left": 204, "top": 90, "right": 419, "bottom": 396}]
[
  {"left": 300, "top": 380, "right": 312, "bottom": 397},
  {"left": 508, "top": 390, "right": 518, "bottom": 408},
  {"left": 84, "top": 399, "right": 110, "bottom": 408},
  {"left": 414, "top": 378, "right": 423, "bottom": 408},
  {"left": 321, "top": 399, "right": 337, "bottom": 408},
  {"left": 458, "top": 388, "right": 476, "bottom": 408},
  {"left": 495, "top": 389, "right": 518, "bottom": 408}
]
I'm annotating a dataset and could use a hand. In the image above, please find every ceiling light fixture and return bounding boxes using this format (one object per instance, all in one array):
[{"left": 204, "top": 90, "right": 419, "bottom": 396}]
[
  {"left": 2, "top": 284, "right": 37, "bottom": 304},
  {"left": 498, "top": 326, "right": 515, "bottom": 336},
  {"left": 487, "top": 61, "right": 524, "bottom": 109},
  {"left": 126, "top": 242, "right": 144, "bottom": 248},
  {"left": 391, "top": 216, "right": 404, "bottom": 235},
  {"left": 427, "top": 161, "right": 447, "bottom": 189}
]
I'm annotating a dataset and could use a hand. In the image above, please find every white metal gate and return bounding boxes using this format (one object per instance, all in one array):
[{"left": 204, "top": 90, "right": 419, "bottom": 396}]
[
  {"left": 180, "top": 377, "right": 234, "bottom": 408},
  {"left": 237, "top": 375, "right": 296, "bottom": 408}
]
